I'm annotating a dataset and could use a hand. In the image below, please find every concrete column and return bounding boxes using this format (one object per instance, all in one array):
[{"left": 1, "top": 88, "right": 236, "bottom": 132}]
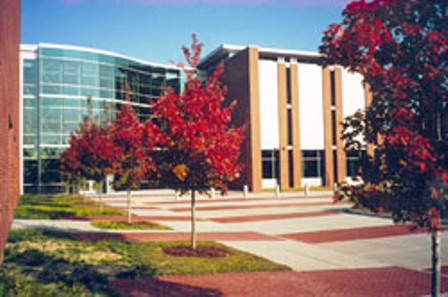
[
  {"left": 334, "top": 67, "right": 346, "bottom": 183},
  {"left": 322, "top": 67, "right": 334, "bottom": 187},
  {"left": 290, "top": 63, "right": 302, "bottom": 188},
  {"left": 277, "top": 62, "right": 289, "bottom": 190}
]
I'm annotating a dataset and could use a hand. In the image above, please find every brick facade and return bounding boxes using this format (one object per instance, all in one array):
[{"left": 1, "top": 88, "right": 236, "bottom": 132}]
[{"left": 0, "top": 0, "right": 21, "bottom": 262}]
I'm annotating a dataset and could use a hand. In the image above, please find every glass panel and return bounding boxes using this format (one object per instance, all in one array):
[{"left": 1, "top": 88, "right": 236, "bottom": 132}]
[
  {"left": 42, "top": 84, "right": 62, "bottom": 95},
  {"left": 24, "top": 109, "right": 37, "bottom": 134},
  {"left": 24, "top": 160, "right": 38, "bottom": 183},
  {"left": 41, "top": 97, "right": 63, "bottom": 107},
  {"left": 63, "top": 108, "right": 80, "bottom": 122},
  {"left": 100, "top": 89, "right": 114, "bottom": 98},
  {"left": 42, "top": 72, "right": 62, "bottom": 83},
  {"left": 23, "top": 135, "right": 36, "bottom": 146},
  {"left": 63, "top": 61, "right": 80, "bottom": 74},
  {"left": 81, "top": 75, "right": 99, "bottom": 87},
  {"left": 41, "top": 48, "right": 63, "bottom": 57},
  {"left": 23, "top": 84, "right": 37, "bottom": 95},
  {"left": 303, "top": 151, "right": 318, "bottom": 158},
  {"left": 41, "top": 108, "right": 62, "bottom": 122},
  {"left": 304, "top": 160, "right": 318, "bottom": 177},
  {"left": 63, "top": 98, "right": 81, "bottom": 108},
  {"left": 64, "top": 73, "right": 79, "bottom": 85},
  {"left": 63, "top": 123, "right": 79, "bottom": 134},
  {"left": 99, "top": 65, "right": 114, "bottom": 77},
  {"left": 82, "top": 62, "right": 99, "bottom": 75},
  {"left": 24, "top": 60, "right": 38, "bottom": 83},
  {"left": 100, "top": 77, "right": 113, "bottom": 89},
  {"left": 63, "top": 85, "right": 80, "bottom": 96},
  {"left": 24, "top": 97, "right": 37, "bottom": 108},
  {"left": 81, "top": 87, "right": 100, "bottom": 97},
  {"left": 41, "top": 148, "right": 65, "bottom": 158},
  {"left": 98, "top": 54, "right": 114, "bottom": 64},
  {"left": 23, "top": 148, "right": 38, "bottom": 158},
  {"left": 40, "top": 135, "right": 61, "bottom": 145},
  {"left": 262, "top": 160, "right": 273, "bottom": 178},
  {"left": 41, "top": 122, "right": 61, "bottom": 133},
  {"left": 41, "top": 59, "right": 63, "bottom": 73}
]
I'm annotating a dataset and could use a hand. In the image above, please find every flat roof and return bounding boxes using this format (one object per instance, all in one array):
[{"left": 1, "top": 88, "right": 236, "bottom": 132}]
[
  {"left": 21, "top": 43, "right": 181, "bottom": 71},
  {"left": 198, "top": 44, "right": 322, "bottom": 69}
]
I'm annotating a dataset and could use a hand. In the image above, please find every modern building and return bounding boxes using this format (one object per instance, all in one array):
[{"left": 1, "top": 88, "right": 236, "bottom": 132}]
[
  {"left": 0, "top": 0, "right": 21, "bottom": 261},
  {"left": 19, "top": 43, "right": 370, "bottom": 194},
  {"left": 20, "top": 43, "right": 184, "bottom": 193},
  {"left": 198, "top": 45, "right": 371, "bottom": 192}
]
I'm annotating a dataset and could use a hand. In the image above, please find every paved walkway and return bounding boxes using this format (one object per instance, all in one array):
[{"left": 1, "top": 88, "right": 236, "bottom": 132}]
[{"left": 12, "top": 190, "right": 448, "bottom": 296}]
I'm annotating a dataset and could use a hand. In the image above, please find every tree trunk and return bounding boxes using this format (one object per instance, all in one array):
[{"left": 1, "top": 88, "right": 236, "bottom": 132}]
[
  {"left": 431, "top": 230, "right": 441, "bottom": 297},
  {"left": 127, "top": 188, "right": 132, "bottom": 224},
  {"left": 191, "top": 189, "right": 196, "bottom": 250},
  {"left": 83, "top": 179, "right": 87, "bottom": 205},
  {"left": 99, "top": 180, "right": 103, "bottom": 213}
]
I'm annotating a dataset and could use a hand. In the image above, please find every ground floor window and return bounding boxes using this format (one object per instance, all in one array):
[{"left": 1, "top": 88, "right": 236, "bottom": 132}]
[
  {"left": 262, "top": 150, "right": 279, "bottom": 179},
  {"left": 302, "top": 150, "right": 324, "bottom": 178}
]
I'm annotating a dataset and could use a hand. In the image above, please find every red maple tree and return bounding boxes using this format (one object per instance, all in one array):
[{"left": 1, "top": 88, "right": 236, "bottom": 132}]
[
  {"left": 151, "top": 34, "right": 245, "bottom": 249},
  {"left": 109, "top": 85, "right": 158, "bottom": 223},
  {"left": 320, "top": 0, "right": 447, "bottom": 294},
  {"left": 110, "top": 88, "right": 156, "bottom": 223},
  {"left": 60, "top": 101, "right": 117, "bottom": 203}
]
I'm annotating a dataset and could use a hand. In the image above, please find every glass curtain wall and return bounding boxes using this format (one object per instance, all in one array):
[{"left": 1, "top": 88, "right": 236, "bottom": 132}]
[{"left": 22, "top": 45, "right": 182, "bottom": 193}]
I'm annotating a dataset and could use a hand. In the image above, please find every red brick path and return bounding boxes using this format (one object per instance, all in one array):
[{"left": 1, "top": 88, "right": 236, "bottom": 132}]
[
  {"left": 75, "top": 215, "right": 194, "bottom": 222},
  {"left": 281, "top": 224, "right": 447, "bottom": 243},
  {"left": 169, "top": 201, "right": 338, "bottom": 212},
  {"left": 74, "top": 231, "right": 279, "bottom": 242},
  {"left": 209, "top": 210, "right": 338, "bottom": 223},
  {"left": 110, "top": 267, "right": 448, "bottom": 297}
]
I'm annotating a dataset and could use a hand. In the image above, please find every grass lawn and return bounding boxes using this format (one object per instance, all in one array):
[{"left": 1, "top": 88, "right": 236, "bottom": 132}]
[
  {"left": 1, "top": 229, "right": 290, "bottom": 296},
  {"left": 14, "top": 194, "right": 124, "bottom": 220},
  {"left": 91, "top": 220, "right": 172, "bottom": 230}
]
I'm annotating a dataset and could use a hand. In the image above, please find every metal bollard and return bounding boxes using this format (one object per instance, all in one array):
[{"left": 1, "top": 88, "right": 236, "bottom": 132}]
[
  {"left": 304, "top": 184, "right": 310, "bottom": 196},
  {"left": 243, "top": 185, "right": 249, "bottom": 198},
  {"left": 275, "top": 184, "right": 280, "bottom": 198}
]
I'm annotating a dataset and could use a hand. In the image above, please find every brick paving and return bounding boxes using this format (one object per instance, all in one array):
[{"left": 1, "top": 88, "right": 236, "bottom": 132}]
[
  {"left": 280, "top": 224, "right": 444, "bottom": 244},
  {"left": 78, "top": 215, "right": 194, "bottom": 222},
  {"left": 208, "top": 210, "right": 338, "bottom": 223},
  {"left": 73, "top": 231, "right": 280, "bottom": 242},
  {"left": 110, "top": 267, "right": 448, "bottom": 297},
  {"left": 169, "top": 201, "right": 338, "bottom": 212}
]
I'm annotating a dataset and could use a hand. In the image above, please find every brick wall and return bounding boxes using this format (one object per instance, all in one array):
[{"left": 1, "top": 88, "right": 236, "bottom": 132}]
[
  {"left": 222, "top": 48, "right": 262, "bottom": 192},
  {"left": 0, "top": 0, "right": 21, "bottom": 262}
]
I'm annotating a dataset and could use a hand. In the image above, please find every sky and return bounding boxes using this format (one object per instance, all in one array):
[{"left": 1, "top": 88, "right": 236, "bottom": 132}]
[{"left": 22, "top": 0, "right": 352, "bottom": 65}]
